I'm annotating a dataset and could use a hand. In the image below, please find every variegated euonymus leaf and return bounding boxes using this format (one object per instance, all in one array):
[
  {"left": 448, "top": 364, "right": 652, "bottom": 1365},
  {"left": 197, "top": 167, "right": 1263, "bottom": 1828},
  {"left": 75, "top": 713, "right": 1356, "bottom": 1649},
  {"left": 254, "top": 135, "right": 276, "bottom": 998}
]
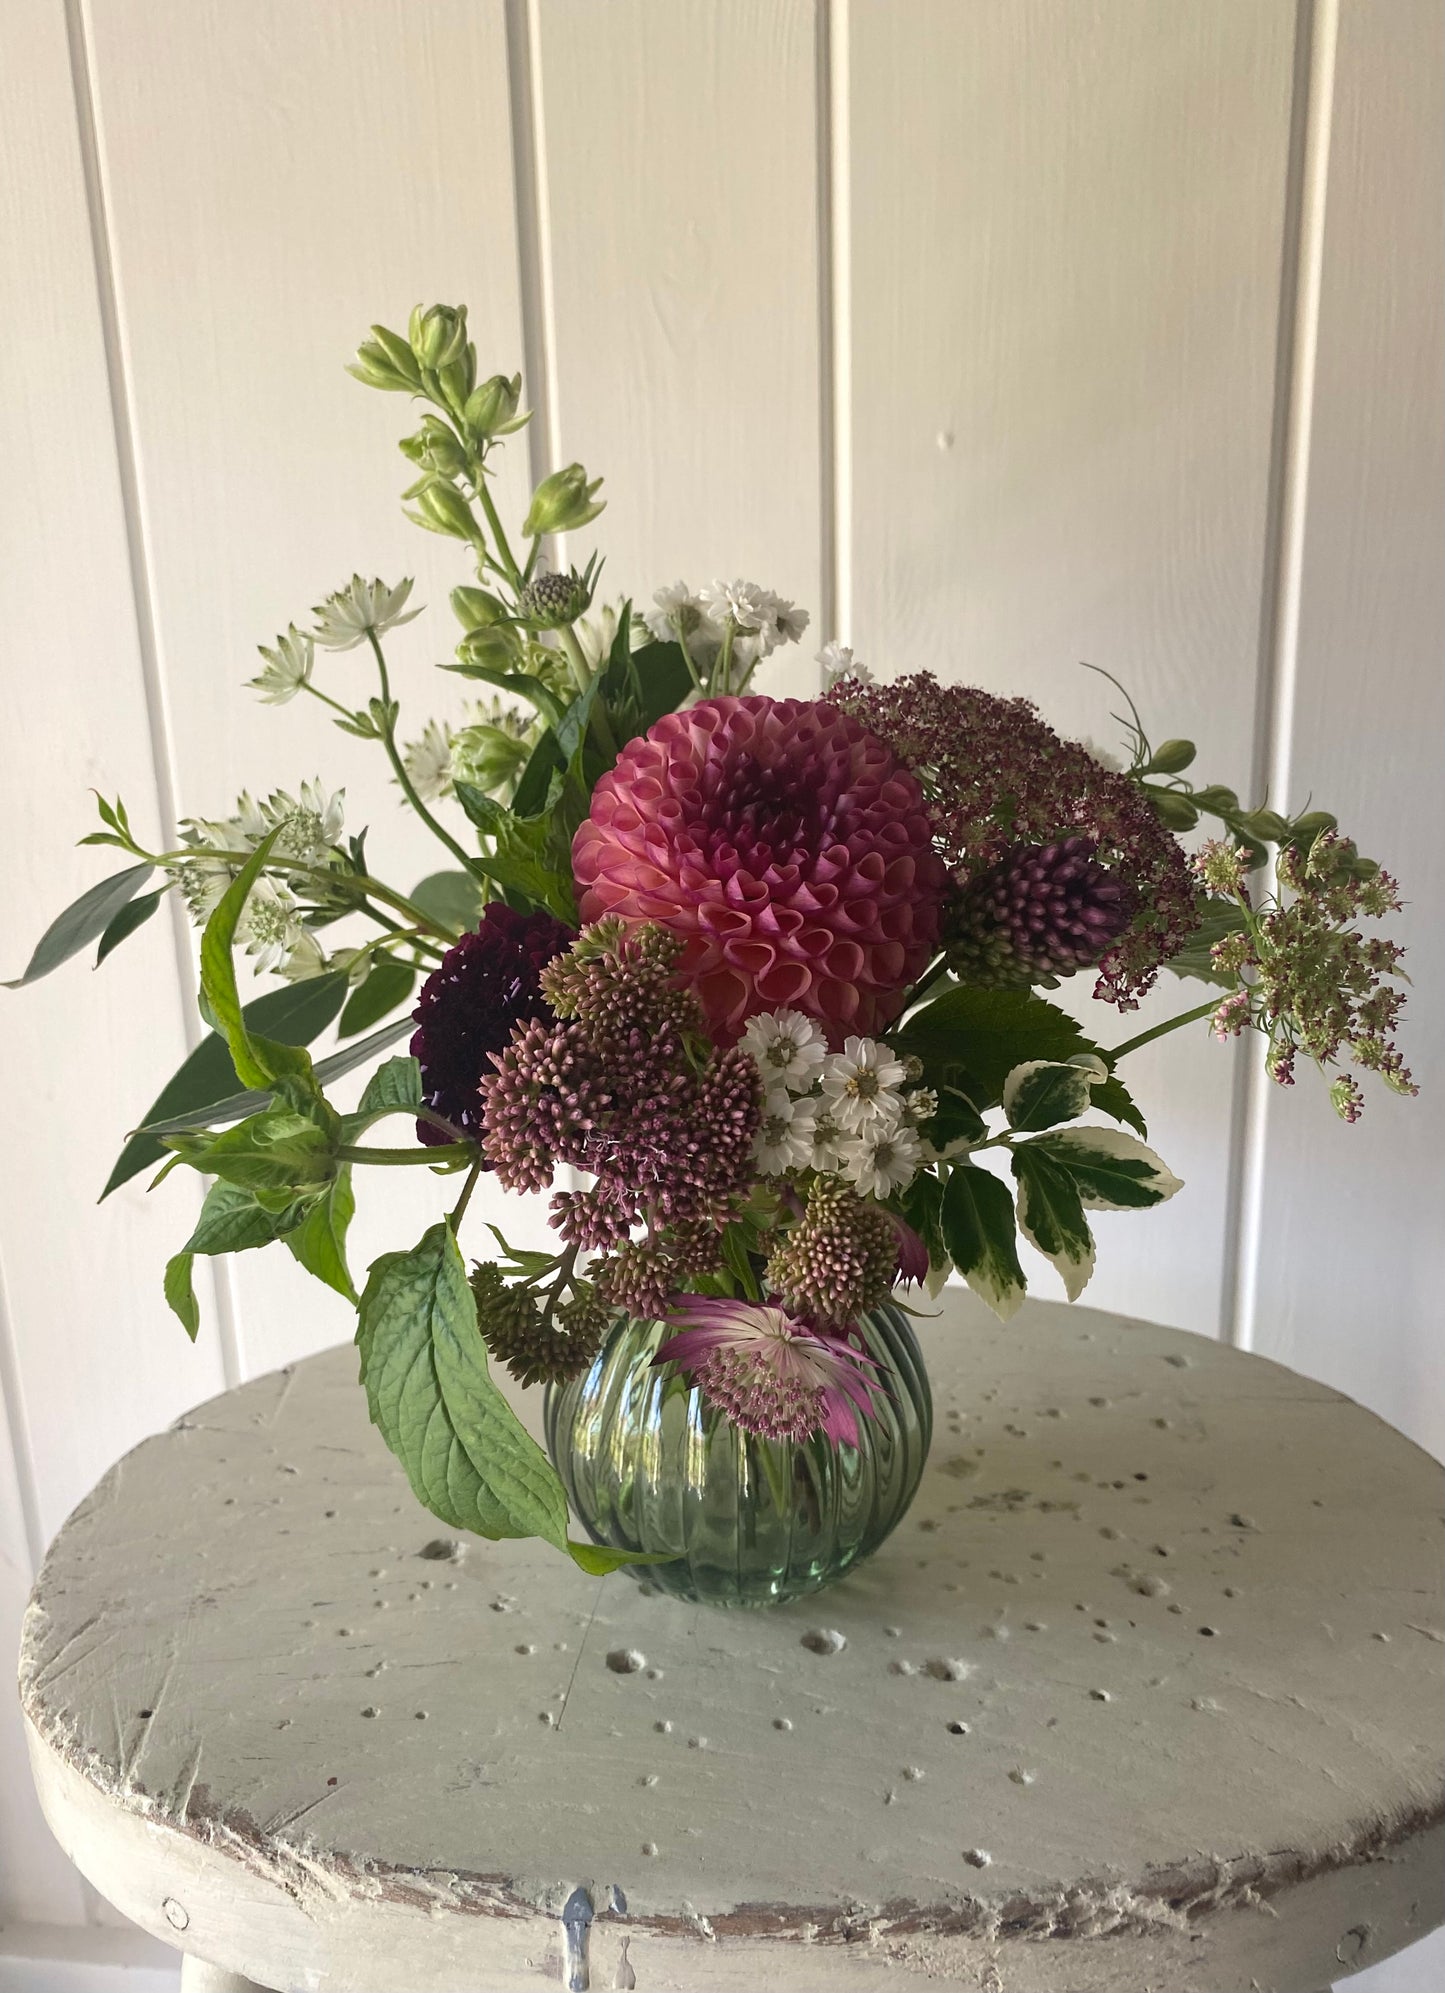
[
  {"left": 940, "top": 1164, "right": 1026, "bottom": 1322},
  {"left": 1011, "top": 1148, "right": 1096, "bottom": 1301},
  {"left": 1001, "top": 1056, "right": 1106, "bottom": 1132},
  {"left": 356, "top": 1221, "right": 654, "bottom": 1573},
  {"left": 1022, "top": 1127, "right": 1183, "bottom": 1211}
]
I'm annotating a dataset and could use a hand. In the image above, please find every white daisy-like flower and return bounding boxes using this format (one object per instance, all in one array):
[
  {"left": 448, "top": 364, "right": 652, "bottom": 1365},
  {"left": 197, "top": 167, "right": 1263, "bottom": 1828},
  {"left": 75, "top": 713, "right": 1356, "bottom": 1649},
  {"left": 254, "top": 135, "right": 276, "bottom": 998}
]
[
  {"left": 806, "top": 1108, "right": 847, "bottom": 1175},
  {"left": 817, "top": 640, "right": 872, "bottom": 689},
  {"left": 248, "top": 625, "right": 314, "bottom": 704},
  {"left": 839, "top": 1123, "right": 923, "bottom": 1199},
  {"left": 402, "top": 718, "right": 456, "bottom": 802},
  {"left": 767, "top": 595, "right": 810, "bottom": 645},
  {"left": 700, "top": 577, "right": 775, "bottom": 632},
  {"left": 310, "top": 575, "right": 421, "bottom": 651},
  {"left": 753, "top": 1090, "right": 819, "bottom": 1176},
  {"left": 643, "top": 581, "right": 722, "bottom": 651},
  {"left": 741, "top": 1008, "right": 829, "bottom": 1094},
  {"left": 899, "top": 1087, "right": 938, "bottom": 1129},
  {"left": 820, "top": 1036, "right": 908, "bottom": 1134}
]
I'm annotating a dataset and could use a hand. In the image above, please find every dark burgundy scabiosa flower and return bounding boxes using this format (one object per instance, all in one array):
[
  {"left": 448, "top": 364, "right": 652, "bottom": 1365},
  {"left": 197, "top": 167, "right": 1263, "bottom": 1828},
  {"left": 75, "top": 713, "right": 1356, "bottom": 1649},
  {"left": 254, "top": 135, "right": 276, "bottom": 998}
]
[
  {"left": 828, "top": 674, "right": 1196, "bottom": 1008},
  {"left": 571, "top": 696, "right": 947, "bottom": 1045},
  {"left": 409, "top": 903, "right": 574, "bottom": 1147},
  {"left": 947, "top": 836, "right": 1133, "bottom": 987}
]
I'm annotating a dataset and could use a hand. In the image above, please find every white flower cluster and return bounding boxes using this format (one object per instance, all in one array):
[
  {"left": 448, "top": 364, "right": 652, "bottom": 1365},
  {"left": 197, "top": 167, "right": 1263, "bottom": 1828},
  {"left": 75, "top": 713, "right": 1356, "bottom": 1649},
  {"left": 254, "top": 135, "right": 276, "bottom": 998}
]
[
  {"left": 170, "top": 782, "right": 345, "bottom": 978},
  {"left": 815, "top": 640, "right": 874, "bottom": 690},
  {"left": 741, "top": 1009, "right": 935, "bottom": 1200},
  {"left": 644, "top": 578, "right": 809, "bottom": 686}
]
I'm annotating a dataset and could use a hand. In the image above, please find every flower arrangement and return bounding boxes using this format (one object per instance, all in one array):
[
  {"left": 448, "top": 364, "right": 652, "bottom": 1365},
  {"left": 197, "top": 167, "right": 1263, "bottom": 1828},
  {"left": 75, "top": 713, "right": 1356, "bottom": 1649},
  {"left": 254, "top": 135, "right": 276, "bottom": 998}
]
[{"left": 7, "top": 303, "right": 1415, "bottom": 1576}]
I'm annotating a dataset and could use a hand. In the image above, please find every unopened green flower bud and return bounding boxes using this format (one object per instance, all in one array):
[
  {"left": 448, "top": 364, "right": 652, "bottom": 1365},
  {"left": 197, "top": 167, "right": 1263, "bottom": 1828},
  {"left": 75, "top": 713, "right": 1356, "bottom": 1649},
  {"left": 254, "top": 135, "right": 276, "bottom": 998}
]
[
  {"left": 398, "top": 416, "right": 469, "bottom": 479},
  {"left": 455, "top": 625, "right": 524, "bottom": 670},
  {"left": 348, "top": 334, "right": 419, "bottom": 393},
  {"left": 1150, "top": 790, "right": 1200, "bottom": 831},
  {"left": 409, "top": 303, "right": 469, "bottom": 371},
  {"left": 522, "top": 463, "right": 605, "bottom": 539},
  {"left": 451, "top": 585, "right": 512, "bottom": 631},
  {"left": 1288, "top": 810, "right": 1338, "bottom": 851},
  {"left": 1146, "top": 738, "right": 1197, "bottom": 775},
  {"left": 518, "top": 567, "right": 593, "bottom": 628},
  {"left": 464, "top": 373, "right": 528, "bottom": 439},
  {"left": 1191, "top": 785, "right": 1240, "bottom": 815},
  {"left": 1239, "top": 807, "right": 1290, "bottom": 844},
  {"left": 409, "top": 478, "right": 480, "bottom": 542},
  {"left": 451, "top": 722, "right": 531, "bottom": 794}
]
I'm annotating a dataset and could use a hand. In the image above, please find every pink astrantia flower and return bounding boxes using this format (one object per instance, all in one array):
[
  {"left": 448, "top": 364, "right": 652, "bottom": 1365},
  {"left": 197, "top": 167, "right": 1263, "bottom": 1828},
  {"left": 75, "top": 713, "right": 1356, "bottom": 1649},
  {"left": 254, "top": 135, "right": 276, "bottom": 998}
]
[
  {"left": 656, "top": 1295, "right": 880, "bottom": 1447},
  {"left": 572, "top": 695, "right": 946, "bottom": 1044}
]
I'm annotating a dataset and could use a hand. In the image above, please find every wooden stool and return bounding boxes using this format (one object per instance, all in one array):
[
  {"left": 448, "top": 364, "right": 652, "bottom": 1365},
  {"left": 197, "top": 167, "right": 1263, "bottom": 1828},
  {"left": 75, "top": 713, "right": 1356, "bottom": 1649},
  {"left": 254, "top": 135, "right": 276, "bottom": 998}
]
[{"left": 18, "top": 1296, "right": 1444, "bottom": 1991}]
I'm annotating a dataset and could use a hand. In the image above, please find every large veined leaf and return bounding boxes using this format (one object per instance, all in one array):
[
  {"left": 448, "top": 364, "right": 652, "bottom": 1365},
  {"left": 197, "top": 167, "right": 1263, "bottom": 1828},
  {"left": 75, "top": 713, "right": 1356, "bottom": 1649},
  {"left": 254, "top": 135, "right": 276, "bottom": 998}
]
[
  {"left": 102, "top": 973, "right": 349, "bottom": 1197},
  {"left": 337, "top": 957, "right": 416, "bottom": 1037},
  {"left": 5, "top": 863, "right": 155, "bottom": 987},
  {"left": 1022, "top": 1127, "right": 1183, "bottom": 1211},
  {"left": 939, "top": 1164, "right": 1027, "bottom": 1322},
  {"left": 1011, "top": 1148, "right": 1096, "bottom": 1301}
]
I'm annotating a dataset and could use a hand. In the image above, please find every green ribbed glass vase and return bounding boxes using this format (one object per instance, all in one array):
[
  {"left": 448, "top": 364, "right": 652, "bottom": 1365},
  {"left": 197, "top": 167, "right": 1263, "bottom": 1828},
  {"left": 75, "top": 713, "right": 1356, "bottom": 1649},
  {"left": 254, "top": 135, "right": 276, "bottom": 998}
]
[{"left": 543, "top": 1301, "right": 932, "bottom": 1608}]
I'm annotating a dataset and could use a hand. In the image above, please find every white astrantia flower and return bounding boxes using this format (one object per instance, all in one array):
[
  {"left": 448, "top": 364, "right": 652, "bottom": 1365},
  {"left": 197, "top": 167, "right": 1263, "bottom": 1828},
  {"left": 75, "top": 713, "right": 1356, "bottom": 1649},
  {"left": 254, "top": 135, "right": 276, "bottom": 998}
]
[
  {"left": 402, "top": 718, "right": 455, "bottom": 803},
  {"left": 741, "top": 1008, "right": 829, "bottom": 1094},
  {"left": 275, "top": 926, "right": 330, "bottom": 983},
  {"left": 573, "top": 597, "right": 650, "bottom": 670},
  {"left": 817, "top": 640, "right": 872, "bottom": 689},
  {"left": 839, "top": 1122, "right": 923, "bottom": 1199},
  {"left": 820, "top": 1036, "right": 908, "bottom": 1134},
  {"left": 752, "top": 1090, "right": 819, "bottom": 1176},
  {"left": 248, "top": 624, "right": 314, "bottom": 704},
  {"left": 310, "top": 575, "right": 421, "bottom": 651},
  {"left": 253, "top": 782, "right": 346, "bottom": 869},
  {"left": 236, "top": 877, "right": 306, "bottom": 975}
]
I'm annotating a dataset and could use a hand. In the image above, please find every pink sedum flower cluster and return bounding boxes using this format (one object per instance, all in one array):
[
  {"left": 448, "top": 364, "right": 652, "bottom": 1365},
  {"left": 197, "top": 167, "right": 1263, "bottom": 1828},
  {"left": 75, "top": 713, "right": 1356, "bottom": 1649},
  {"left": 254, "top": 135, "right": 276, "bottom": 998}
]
[{"left": 572, "top": 695, "right": 947, "bottom": 1045}]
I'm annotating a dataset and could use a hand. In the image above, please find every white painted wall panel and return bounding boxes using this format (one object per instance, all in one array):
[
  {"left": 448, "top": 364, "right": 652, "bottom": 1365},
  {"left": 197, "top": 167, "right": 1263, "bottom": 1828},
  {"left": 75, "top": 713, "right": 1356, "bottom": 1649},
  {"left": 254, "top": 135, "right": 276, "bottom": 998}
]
[
  {"left": 1248, "top": 1, "right": 1445, "bottom": 1455},
  {"left": 843, "top": 0, "right": 1299, "bottom": 1336}
]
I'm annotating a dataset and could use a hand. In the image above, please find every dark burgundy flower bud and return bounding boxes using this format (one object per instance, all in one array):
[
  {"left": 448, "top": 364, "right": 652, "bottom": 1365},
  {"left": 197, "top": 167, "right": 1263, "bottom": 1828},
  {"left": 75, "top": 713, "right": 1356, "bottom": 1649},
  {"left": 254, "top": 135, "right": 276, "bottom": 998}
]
[
  {"left": 410, "top": 903, "right": 574, "bottom": 1148},
  {"left": 947, "top": 837, "right": 1131, "bottom": 987}
]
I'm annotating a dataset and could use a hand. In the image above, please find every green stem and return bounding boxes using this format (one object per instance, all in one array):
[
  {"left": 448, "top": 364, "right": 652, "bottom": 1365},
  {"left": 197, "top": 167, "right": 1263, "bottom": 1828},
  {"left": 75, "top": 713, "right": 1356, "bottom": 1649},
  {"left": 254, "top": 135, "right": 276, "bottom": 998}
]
[
  {"left": 366, "top": 631, "right": 482, "bottom": 878},
  {"left": 337, "top": 1142, "right": 476, "bottom": 1167},
  {"left": 450, "top": 1158, "right": 484, "bottom": 1228},
  {"left": 472, "top": 475, "right": 522, "bottom": 588},
  {"left": 1109, "top": 996, "right": 1221, "bottom": 1063},
  {"left": 673, "top": 616, "right": 705, "bottom": 695},
  {"left": 558, "top": 625, "right": 592, "bottom": 695},
  {"left": 300, "top": 681, "right": 363, "bottom": 724}
]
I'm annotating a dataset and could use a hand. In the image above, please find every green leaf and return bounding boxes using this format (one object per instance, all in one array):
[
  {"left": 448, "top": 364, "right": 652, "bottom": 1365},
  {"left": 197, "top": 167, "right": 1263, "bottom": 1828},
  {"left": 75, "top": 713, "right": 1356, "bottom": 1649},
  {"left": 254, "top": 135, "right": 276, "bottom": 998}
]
[
  {"left": 899, "top": 987, "right": 1098, "bottom": 1108},
  {"left": 164, "top": 1251, "right": 200, "bottom": 1340},
  {"left": 921, "top": 1082, "right": 988, "bottom": 1154},
  {"left": 172, "top": 1103, "right": 336, "bottom": 1193},
  {"left": 286, "top": 1167, "right": 357, "bottom": 1302},
  {"left": 94, "top": 886, "right": 166, "bottom": 966},
  {"left": 103, "top": 974, "right": 348, "bottom": 1197},
  {"left": 441, "top": 662, "right": 566, "bottom": 731},
  {"left": 5, "top": 862, "right": 155, "bottom": 987},
  {"left": 939, "top": 1165, "right": 1027, "bottom": 1321},
  {"left": 1091, "top": 1073, "right": 1148, "bottom": 1140},
  {"left": 1010, "top": 1148, "right": 1095, "bottom": 1302},
  {"left": 182, "top": 1177, "right": 297, "bottom": 1255},
  {"left": 897, "top": 1171, "right": 949, "bottom": 1293},
  {"left": 1024, "top": 1127, "right": 1183, "bottom": 1211},
  {"left": 356, "top": 1222, "right": 570, "bottom": 1545},
  {"left": 199, "top": 830, "right": 315, "bottom": 1090},
  {"left": 338, "top": 957, "right": 416, "bottom": 1037},
  {"left": 133, "top": 1014, "right": 412, "bottom": 1148},
  {"left": 410, "top": 870, "right": 483, "bottom": 933},
  {"left": 451, "top": 783, "right": 578, "bottom": 922},
  {"left": 565, "top": 1538, "right": 671, "bottom": 1576},
  {"left": 356, "top": 1055, "right": 425, "bottom": 1120},
  {"left": 1001, "top": 1059, "right": 1102, "bottom": 1132}
]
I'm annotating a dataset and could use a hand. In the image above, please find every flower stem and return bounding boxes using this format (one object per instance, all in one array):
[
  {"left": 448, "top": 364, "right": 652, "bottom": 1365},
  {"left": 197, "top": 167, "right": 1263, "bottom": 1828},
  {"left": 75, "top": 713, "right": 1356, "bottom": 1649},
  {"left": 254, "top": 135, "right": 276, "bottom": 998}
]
[
  {"left": 1108, "top": 996, "right": 1221, "bottom": 1062},
  {"left": 450, "top": 1158, "right": 484, "bottom": 1229},
  {"left": 336, "top": 1142, "right": 475, "bottom": 1167},
  {"left": 365, "top": 631, "right": 484, "bottom": 878},
  {"left": 472, "top": 476, "right": 523, "bottom": 589}
]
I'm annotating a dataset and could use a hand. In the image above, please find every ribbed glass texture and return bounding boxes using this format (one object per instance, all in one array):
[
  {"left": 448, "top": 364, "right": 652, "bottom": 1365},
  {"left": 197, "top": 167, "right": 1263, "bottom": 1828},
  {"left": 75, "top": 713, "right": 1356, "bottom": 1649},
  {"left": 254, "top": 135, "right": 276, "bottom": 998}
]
[{"left": 544, "top": 1301, "right": 932, "bottom": 1608}]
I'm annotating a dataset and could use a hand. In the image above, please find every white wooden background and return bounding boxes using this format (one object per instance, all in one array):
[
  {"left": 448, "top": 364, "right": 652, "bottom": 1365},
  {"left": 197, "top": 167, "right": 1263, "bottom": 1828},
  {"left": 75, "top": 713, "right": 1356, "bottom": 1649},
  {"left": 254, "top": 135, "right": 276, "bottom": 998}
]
[{"left": 1, "top": 2, "right": 1439, "bottom": 1985}]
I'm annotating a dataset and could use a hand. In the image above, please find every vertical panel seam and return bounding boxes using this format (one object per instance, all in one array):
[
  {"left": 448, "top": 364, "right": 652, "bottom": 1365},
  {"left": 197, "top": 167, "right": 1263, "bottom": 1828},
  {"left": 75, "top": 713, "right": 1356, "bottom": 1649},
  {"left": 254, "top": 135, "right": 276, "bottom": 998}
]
[
  {"left": 1222, "top": 0, "right": 1339, "bottom": 1350},
  {"left": 507, "top": 0, "right": 562, "bottom": 490},
  {"left": 814, "top": 0, "right": 838, "bottom": 663},
  {"left": 62, "top": 0, "right": 246, "bottom": 1390},
  {"left": 0, "top": 1251, "right": 44, "bottom": 1573},
  {"left": 826, "top": 0, "right": 853, "bottom": 651}
]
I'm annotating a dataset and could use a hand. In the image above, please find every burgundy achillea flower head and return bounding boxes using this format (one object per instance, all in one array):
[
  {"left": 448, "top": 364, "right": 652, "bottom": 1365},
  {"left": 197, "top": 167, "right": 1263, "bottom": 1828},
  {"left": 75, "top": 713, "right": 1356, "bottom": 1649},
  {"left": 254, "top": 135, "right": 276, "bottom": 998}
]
[
  {"left": 829, "top": 674, "right": 1195, "bottom": 1007},
  {"left": 657, "top": 1296, "right": 880, "bottom": 1446},
  {"left": 481, "top": 920, "right": 763, "bottom": 1246},
  {"left": 572, "top": 696, "right": 947, "bottom": 1044},
  {"left": 410, "top": 903, "right": 574, "bottom": 1146},
  {"left": 948, "top": 836, "right": 1132, "bottom": 987}
]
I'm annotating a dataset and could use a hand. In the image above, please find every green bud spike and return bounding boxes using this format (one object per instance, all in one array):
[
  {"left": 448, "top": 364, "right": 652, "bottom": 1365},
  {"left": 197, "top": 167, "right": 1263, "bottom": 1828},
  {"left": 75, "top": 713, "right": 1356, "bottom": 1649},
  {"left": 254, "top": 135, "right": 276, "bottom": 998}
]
[
  {"left": 1146, "top": 738, "right": 1197, "bottom": 775},
  {"left": 413, "top": 479, "right": 480, "bottom": 542},
  {"left": 368, "top": 324, "right": 422, "bottom": 386},
  {"left": 522, "top": 463, "right": 605, "bottom": 539},
  {"left": 450, "top": 585, "right": 512, "bottom": 631}
]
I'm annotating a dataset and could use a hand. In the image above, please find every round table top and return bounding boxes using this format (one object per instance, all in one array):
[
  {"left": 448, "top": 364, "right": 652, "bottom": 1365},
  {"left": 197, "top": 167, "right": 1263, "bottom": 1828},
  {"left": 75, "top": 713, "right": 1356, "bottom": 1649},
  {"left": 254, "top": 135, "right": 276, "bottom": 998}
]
[{"left": 19, "top": 1295, "right": 1445, "bottom": 1993}]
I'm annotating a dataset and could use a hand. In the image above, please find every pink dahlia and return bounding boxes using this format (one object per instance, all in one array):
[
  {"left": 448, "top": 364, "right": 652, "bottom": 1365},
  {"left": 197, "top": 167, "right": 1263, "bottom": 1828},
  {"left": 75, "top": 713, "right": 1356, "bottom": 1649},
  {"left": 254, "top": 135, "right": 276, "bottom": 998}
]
[
  {"left": 572, "top": 696, "right": 946, "bottom": 1043},
  {"left": 656, "top": 1296, "right": 880, "bottom": 1447}
]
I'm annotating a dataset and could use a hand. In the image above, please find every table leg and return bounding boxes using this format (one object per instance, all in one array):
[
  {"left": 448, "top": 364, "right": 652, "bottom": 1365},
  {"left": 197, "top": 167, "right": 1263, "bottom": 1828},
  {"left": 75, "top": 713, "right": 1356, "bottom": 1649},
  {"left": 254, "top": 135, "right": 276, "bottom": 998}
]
[{"left": 179, "top": 1958, "right": 276, "bottom": 1993}]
